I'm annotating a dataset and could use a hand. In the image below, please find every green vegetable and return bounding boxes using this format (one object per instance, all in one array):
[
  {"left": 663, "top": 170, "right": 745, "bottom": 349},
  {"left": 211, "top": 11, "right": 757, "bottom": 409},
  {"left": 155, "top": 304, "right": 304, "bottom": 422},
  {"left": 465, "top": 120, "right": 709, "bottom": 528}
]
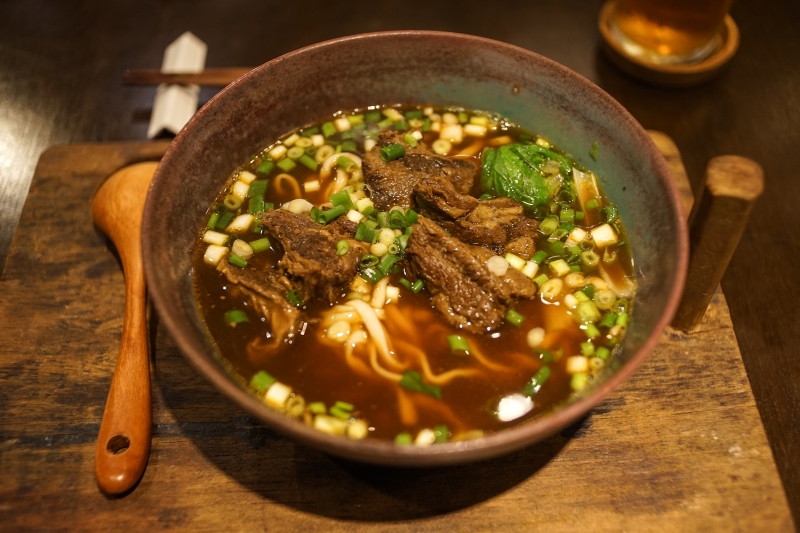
[
  {"left": 524, "top": 366, "right": 551, "bottom": 396},
  {"left": 399, "top": 370, "right": 442, "bottom": 398},
  {"left": 380, "top": 143, "right": 406, "bottom": 162},
  {"left": 336, "top": 240, "right": 349, "bottom": 256},
  {"left": 308, "top": 402, "right": 326, "bottom": 414},
  {"left": 434, "top": 424, "right": 449, "bottom": 443},
  {"left": 249, "top": 371, "right": 275, "bottom": 392},
  {"left": 256, "top": 160, "right": 274, "bottom": 175},
  {"left": 330, "top": 189, "right": 356, "bottom": 211},
  {"left": 395, "top": 433, "right": 412, "bottom": 445},
  {"left": 446, "top": 335, "right": 471, "bottom": 354},
  {"left": 299, "top": 154, "right": 318, "bottom": 171},
  {"left": 286, "top": 290, "right": 304, "bottom": 308},
  {"left": 321, "top": 121, "right": 336, "bottom": 138},
  {"left": 249, "top": 237, "right": 271, "bottom": 253},
  {"left": 481, "top": 143, "right": 574, "bottom": 210},
  {"left": 505, "top": 309, "right": 525, "bottom": 327},
  {"left": 277, "top": 158, "right": 296, "bottom": 172},
  {"left": 228, "top": 254, "right": 247, "bottom": 268},
  {"left": 206, "top": 212, "right": 220, "bottom": 229}
]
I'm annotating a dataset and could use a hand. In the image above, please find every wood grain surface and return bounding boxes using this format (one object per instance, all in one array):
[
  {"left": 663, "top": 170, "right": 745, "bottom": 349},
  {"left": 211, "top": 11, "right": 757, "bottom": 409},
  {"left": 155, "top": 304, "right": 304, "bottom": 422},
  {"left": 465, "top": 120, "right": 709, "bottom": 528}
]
[{"left": 0, "top": 140, "right": 792, "bottom": 531}]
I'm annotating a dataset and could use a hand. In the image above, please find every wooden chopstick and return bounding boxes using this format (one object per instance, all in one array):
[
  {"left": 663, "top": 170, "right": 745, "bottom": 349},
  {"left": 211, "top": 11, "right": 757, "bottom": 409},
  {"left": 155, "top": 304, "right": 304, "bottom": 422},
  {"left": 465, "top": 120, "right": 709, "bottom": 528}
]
[{"left": 122, "top": 68, "right": 253, "bottom": 86}]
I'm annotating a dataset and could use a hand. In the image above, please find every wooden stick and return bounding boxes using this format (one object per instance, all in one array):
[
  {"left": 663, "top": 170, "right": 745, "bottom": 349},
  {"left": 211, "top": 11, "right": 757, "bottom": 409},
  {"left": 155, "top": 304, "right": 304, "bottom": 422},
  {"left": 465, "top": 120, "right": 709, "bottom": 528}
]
[
  {"left": 672, "top": 156, "right": 764, "bottom": 331},
  {"left": 122, "top": 68, "right": 253, "bottom": 86}
]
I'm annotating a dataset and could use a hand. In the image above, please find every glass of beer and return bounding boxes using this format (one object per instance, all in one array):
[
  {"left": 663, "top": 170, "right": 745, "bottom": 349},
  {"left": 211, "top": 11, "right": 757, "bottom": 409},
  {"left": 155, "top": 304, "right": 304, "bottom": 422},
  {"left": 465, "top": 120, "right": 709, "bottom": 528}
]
[{"left": 609, "top": 0, "right": 733, "bottom": 65}]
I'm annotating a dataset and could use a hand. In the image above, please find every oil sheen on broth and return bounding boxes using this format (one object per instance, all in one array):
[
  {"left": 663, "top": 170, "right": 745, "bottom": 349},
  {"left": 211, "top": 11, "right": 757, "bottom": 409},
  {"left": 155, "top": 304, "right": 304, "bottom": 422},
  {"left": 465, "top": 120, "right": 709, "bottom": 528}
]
[{"left": 193, "top": 105, "right": 635, "bottom": 445}]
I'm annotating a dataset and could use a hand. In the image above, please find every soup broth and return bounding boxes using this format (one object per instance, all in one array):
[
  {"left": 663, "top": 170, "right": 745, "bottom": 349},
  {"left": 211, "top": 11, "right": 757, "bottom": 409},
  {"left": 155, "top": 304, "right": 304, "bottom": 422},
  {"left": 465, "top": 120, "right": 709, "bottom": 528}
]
[{"left": 193, "top": 105, "right": 635, "bottom": 444}]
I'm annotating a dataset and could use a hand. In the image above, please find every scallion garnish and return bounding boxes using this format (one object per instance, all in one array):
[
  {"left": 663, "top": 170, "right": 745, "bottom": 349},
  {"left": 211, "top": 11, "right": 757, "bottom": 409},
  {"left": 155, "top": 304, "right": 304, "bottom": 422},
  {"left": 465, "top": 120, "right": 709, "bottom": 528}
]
[
  {"left": 585, "top": 198, "right": 600, "bottom": 210},
  {"left": 446, "top": 335, "right": 471, "bottom": 355},
  {"left": 308, "top": 401, "right": 326, "bottom": 414},
  {"left": 380, "top": 143, "right": 406, "bottom": 162},
  {"left": 505, "top": 309, "right": 525, "bottom": 327},
  {"left": 403, "top": 133, "right": 418, "bottom": 148},
  {"left": 523, "top": 366, "right": 551, "bottom": 396},
  {"left": 599, "top": 312, "right": 618, "bottom": 328},
  {"left": 256, "top": 160, "right": 274, "bottom": 175},
  {"left": 399, "top": 370, "right": 442, "bottom": 398},
  {"left": 206, "top": 212, "right": 220, "bottom": 229},
  {"left": 321, "top": 121, "right": 336, "bottom": 138},
  {"left": 360, "top": 267, "right": 384, "bottom": 284},
  {"left": 277, "top": 158, "right": 296, "bottom": 172},
  {"left": 224, "top": 309, "right": 249, "bottom": 326},
  {"left": 433, "top": 424, "right": 449, "bottom": 443},
  {"left": 336, "top": 240, "right": 349, "bottom": 256},
  {"left": 249, "top": 237, "right": 271, "bottom": 253},
  {"left": 301, "top": 126, "right": 319, "bottom": 137},
  {"left": 395, "top": 433, "right": 412, "bottom": 445},
  {"left": 600, "top": 204, "right": 619, "bottom": 223},
  {"left": 360, "top": 254, "right": 379, "bottom": 268},
  {"left": 354, "top": 221, "right": 377, "bottom": 243},
  {"left": 590, "top": 141, "right": 599, "bottom": 160},
  {"left": 249, "top": 370, "right": 275, "bottom": 392},
  {"left": 616, "top": 312, "right": 629, "bottom": 327},
  {"left": 405, "top": 110, "right": 423, "bottom": 120},
  {"left": 313, "top": 205, "right": 347, "bottom": 225},
  {"left": 388, "top": 209, "right": 406, "bottom": 229},
  {"left": 539, "top": 216, "right": 559, "bottom": 235},
  {"left": 580, "top": 341, "right": 595, "bottom": 357},
  {"left": 410, "top": 279, "right": 424, "bottom": 293},
  {"left": 329, "top": 190, "right": 356, "bottom": 212},
  {"left": 377, "top": 254, "right": 402, "bottom": 275},
  {"left": 341, "top": 140, "right": 357, "bottom": 153},
  {"left": 404, "top": 209, "right": 419, "bottom": 226},
  {"left": 228, "top": 254, "right": 247, "bottom": 268},
  {"left": 365, "top": 111, "right": 381, "bottom": 123},
  {"left": 532, "top": 250, "right": 548, "bottom": 264},
  {"left": 299, "top": 154, "right": 318, "bottom": 171},
  {"left": 595, "top": 346, "right": 611, "bottom": 359},
  {"left": 329, "top": 406, "right": 351, "bottom": 420}
]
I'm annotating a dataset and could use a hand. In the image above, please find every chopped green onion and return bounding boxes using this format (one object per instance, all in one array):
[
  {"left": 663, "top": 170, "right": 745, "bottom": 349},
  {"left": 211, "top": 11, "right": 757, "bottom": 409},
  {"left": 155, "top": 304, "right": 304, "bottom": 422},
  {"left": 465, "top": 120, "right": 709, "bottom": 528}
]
[
  {"left": 360, "top": 266, "right": 384, "bottom": 284},
  {"left": 534, "top": 348, "right": 553, "bottom": 364},
  {"left": 532, "top": 250, "right": 548, "bottom": 264},
  {"left": 334, "top": 400, "right": 354, "bottom": 411},
  {"left": 308, "top": 401, "right": 326, "bottom": 414},
  {"left": 595, "top": 346, "right": 611, "bottom": 359},
  {"left": 249, "top": 196, "right": 265, "bottom": 214},
  {"left": 586, "top": 198, "right": 600, "bottom": 210},
  {"left": 256, "top": 160, "right": 274, "bottom": 175},
  {"left": 446, "top": 335, "right": 471, "bottom": 355},
  {"left": 321, "top": 121, "right": 336, "bottom": 138},
  {"left": 248, "top": 180, "right": 268, "bottom": 199},
  {"left": 341, "top": 140, "right": 357, "bottom": 153},
  {"left": 394, "top": 120, "right": 408, "bottom": 131},
  {"left": 399, "top": 370, "right": 442, "bottom": 398},
  {"left": 380, "top": 143, "right": 406, "bottom": 162},
  {"left": 249, "top": 237, "right": 271, "bottom": 253},
  {"left": 580, "top": 341, "right": 595, "bottom": 357},
  {"left": 354, "top": 222, "right": 377, "bottom": 243},
  {"left": 277, "top": 158, "right": 296, "bottom": 172},
  {"left": 360, "top": 254, "right": 379, "bottom": 268},
  {"left": 330, "top": 190, "right": 356, "bottom": 211},
  {"left": 313, "top": 205, "right": 347, "bottom": 225},
  {"left": 524, "top": 366, "right": 551, "bottom": 396},
  {"left": 329, "top": 406, "right": 351, "bottom": 420},
  {"left": 223, "top": 195, "right": 241, "bottom": 211},
  {"left": 336, "top": 156, "right": 357, "bottom": 173},
  {"left": 571, "top": 372, "right": 588, "bottom": 391},
  {"left": 505, "top": 309, "right": 525, "bottom": 327},
  {"left": 577, "top": 301, "right": 601, "bottom": 323},
  {"left": 365, "top": 111, "right": 381, "bottom": 123},
  {"left": 599, "top": 312, "right": 618, "bottom": 328},
  {"left": 404, "top": 209, "right": 419, "bottom": 226},
  {"left": 616, "top": 312, "right": 629, "bottom": 327},
  {"left": 224, "top": 309, "right": 249, "bottom": 326},
  {"left": 249, "top": 370, "right": 275, "bottom": 392},
  {"left": 405, "top": 110, "right": 423, "bottom": 120},
  {"left": 286, "top": 289, "right": 304, "bottom": 308},
  {"left": 228, "top": 254, "right": 247, "bottom": 268},
  {"left": 533, "top": 273, "right": 549, "bottom": 287},
  {"left": 560, "top": 208, "right": 575, "bottom": 224},
  {"left": 388, "top": 209, "right": 406, "bottom": 229},
  {"left": 575, "top": 211, "right": 585, "bottom": 221},
  {"left": 287, "top": 146, "right": 305, "bottom": 160},
  {"left": 301, "top": 126, "right": 320, "bottom": 137},
  {"left": 403, "top": 133, "right": 418, "bottom": 148},
  {"left": 569, "top": 265, "right": 581, "bottom": 272},
  {"left": 299, "top": 154, "right": 318, "bottom": 171},
  {"left": 336, "top": 240, "right": 349, "bottom": 256},
  {"left": 376, "top": 211, "right": 390, "bottom": 228},
  {"left": 590, "top": 141, "right": 599, "bottom": 160},
  {"left": 581, "top": 250, "right": 600, "bottom": 268},
  {"left": 410, "top": 279, "right": 424, "bottom": 293},
  {"left": 206, "top": 212, "right": 220, "bottom": 229},
  {"left": 539, "top": 216, "right": 559, "bottom": 236},
  {"left": 395, "top": 433, "right": 412, "bottom": 445},
  {"left": 399, "top": 278, "right": 413, "bottom": 291},
  {"left": 377, "top": 254, "right": 402, "bottom": 275},
  {"left": 433, "top": 424, "right": 449, "bottom": 443},
  {"left": 584, "top": 323, "right": 601, "bottom": 339},
  {"left": 347, "top": 114, "right": 364, "bottom": 125},
  {"left": 422, "top": 118, "right": 431, "bottom": 131},
  {"left": 377, "top": 118, "right": 394, "bottom": 129}
]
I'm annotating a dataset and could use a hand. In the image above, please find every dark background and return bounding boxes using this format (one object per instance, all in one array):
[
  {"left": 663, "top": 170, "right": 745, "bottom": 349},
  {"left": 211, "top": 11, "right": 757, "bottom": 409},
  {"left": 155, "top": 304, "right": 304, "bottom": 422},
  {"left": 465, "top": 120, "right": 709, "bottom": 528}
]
[{"left": 2, "top": 0, "right": 798, "bottom": 524}]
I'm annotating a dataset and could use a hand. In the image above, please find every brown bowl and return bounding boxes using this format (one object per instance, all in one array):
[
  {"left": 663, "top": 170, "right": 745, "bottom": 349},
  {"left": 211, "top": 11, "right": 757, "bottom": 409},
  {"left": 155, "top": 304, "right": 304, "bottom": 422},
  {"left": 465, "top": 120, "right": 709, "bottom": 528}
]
[{"left": 143, "top": 31, "right": 687, "bottom": 466}]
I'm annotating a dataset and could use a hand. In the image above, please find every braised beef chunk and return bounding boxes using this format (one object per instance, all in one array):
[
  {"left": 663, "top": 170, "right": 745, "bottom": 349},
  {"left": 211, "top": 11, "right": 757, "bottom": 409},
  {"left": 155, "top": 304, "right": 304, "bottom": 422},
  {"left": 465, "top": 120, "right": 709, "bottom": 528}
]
[
  {"left": 362, "top": 130, "right": 477, "bottom": 210},
  {"left": 216, "top": 261, "right": 300, "bottom": 350},
  {"left": 262, "top": 209, "right": 361, "bottom": 302},
  {"left": 414, "top": 177, "right": 540, "bottom": 259},
  {"left": 325, "top": 215, "right": 359, "bottom": 240},
  {"left": 406, "top": 216, "right": 537, "bottom": 333}
]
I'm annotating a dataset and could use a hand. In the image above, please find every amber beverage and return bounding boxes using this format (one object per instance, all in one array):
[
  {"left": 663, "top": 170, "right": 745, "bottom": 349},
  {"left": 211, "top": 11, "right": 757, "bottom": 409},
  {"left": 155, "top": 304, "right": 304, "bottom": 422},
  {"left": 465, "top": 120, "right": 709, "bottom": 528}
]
[{"left": 610, "top": 0, "right": 732, "bottom": 63}]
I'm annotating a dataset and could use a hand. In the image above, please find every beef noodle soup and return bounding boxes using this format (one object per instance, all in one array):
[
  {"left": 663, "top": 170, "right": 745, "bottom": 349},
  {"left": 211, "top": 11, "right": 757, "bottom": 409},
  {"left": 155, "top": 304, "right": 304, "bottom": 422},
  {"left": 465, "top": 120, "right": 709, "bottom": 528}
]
[{"left": 193, "top": 105, "right": 636, "bottom": 445}]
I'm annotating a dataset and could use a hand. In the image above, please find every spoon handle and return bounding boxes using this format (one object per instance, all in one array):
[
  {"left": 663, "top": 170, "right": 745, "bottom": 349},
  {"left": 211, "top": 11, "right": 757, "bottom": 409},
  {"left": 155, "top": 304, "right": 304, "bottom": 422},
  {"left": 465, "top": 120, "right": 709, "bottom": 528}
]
[{"left": 95, "top": 258, "right": 151, "bottom": 495}]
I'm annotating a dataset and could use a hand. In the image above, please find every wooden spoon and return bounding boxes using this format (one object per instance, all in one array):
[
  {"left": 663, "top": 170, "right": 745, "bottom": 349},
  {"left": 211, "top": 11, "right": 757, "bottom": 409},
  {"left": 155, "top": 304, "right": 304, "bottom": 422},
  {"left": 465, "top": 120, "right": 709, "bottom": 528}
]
[{"left": 91, "top": 161, "right": 158, "bottom": 495}]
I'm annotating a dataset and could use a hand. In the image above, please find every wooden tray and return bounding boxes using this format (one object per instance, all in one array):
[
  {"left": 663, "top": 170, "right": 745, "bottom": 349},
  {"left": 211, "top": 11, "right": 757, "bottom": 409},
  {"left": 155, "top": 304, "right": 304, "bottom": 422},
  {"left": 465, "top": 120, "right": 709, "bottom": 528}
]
[{"left": 0, "top": 137, "right": 792, "bottom": 532}]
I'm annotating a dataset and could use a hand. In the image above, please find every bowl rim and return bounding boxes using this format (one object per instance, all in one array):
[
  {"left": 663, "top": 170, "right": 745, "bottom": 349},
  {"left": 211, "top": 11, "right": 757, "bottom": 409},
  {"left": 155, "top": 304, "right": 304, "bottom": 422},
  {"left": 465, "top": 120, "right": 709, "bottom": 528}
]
[{"left": 144, "top": 29, "right": 688, "bottom": 466}]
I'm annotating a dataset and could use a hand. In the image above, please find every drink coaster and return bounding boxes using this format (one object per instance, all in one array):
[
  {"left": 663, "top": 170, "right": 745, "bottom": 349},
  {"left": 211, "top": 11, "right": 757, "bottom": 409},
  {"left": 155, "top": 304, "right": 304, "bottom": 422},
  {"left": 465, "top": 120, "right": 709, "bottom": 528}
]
[{"left": 598, "top": 1, "right": 739, "bottom": 87}]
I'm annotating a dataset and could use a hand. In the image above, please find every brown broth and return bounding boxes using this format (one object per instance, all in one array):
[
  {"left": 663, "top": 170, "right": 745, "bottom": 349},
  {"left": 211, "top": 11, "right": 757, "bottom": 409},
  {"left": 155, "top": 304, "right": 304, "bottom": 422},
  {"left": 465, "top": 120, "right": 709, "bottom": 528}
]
[{"left": 193, "top": 105, "right": 634, "bottom": 443}]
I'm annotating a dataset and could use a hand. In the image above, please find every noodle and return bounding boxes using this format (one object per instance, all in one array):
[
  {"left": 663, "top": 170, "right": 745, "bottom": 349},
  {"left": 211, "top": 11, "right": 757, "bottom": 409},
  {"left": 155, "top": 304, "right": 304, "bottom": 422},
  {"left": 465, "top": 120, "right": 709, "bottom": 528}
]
[
  {"left": 274, "top": 173, "right": 302, "bottom": 198},
  {"left": 383, "top": 305, "right": 419, "bottom": 343},
  {"left": 368, "top": 343, "right": 403, "bottom": 382},
  {"left": 396, "top": 389, "right": 418, "bottom": 426},
  {"left": 394, "top": 339, "right": 480, "bottom": 386}
]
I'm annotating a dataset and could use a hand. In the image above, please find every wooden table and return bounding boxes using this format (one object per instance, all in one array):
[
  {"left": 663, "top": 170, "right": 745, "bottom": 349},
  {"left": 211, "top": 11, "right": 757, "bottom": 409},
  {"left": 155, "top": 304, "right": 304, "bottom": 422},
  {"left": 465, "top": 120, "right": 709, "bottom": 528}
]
[
  {"left": 2, "top": 0, "right": 799, "bottom": 528},
  {"left": 0, "top": 137, "right": 792, "bottom": 531}
]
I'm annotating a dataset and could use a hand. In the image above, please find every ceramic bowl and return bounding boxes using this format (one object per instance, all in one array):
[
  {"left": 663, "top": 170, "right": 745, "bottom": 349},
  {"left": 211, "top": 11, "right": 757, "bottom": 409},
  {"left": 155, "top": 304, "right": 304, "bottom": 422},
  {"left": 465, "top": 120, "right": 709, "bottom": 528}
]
[{"left": 143, "top": 31, "right": 687, "bottom": 466}]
